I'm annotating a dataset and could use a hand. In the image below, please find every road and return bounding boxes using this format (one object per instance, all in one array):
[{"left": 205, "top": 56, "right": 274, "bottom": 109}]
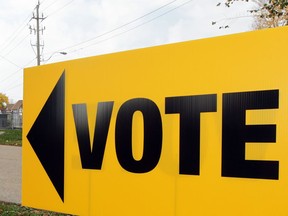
[{"left": 0, "top": 145, "right": 21, "bottom": 204}]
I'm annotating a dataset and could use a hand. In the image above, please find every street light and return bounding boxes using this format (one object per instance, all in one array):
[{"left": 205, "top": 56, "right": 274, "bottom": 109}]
[{"left": 43, "top": 51, "right": 67, "bottom": 64}]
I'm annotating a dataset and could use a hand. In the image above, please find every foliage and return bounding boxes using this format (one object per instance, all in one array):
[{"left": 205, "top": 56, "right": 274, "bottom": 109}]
[
  {"left": 224, "top": 0, "right": 288, "bottom": 29},
  {"left": 0, "top": 93, "right": 9, "bottom": 109},
  {"left": 0, "top": 129, "right": 22, "bottom": 146}
]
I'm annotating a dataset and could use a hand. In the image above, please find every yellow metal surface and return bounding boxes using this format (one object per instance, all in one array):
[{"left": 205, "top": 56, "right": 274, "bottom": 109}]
[{"left": 23, "top": 26, "right": 288, "bottom": 215}]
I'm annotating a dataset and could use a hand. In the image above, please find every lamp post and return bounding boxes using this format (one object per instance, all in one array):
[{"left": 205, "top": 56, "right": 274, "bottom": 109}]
[{"left": 43, "top": 52, "right": 67, "bottom": 64}]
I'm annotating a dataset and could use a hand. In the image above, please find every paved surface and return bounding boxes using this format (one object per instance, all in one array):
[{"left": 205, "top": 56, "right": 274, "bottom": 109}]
[{"left": 0, "top": 145, "right": 21, "bottom": 203}]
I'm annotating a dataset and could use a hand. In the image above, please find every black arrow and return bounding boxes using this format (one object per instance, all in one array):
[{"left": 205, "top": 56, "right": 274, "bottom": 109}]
[{"left": 27, "top": 71, "right": 65, "bottom": 202}]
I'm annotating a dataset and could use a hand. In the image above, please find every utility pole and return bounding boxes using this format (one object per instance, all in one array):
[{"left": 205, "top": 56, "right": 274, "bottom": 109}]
[
  {"left": 30, "top": 0, "right": 45, "bottom": 66},
  {"left": 36, "top": 2, "right": 41, "bottom": 66}
]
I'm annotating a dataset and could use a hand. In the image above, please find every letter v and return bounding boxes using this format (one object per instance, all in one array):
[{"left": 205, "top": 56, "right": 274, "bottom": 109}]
[{"left": 72, "top": 102, "right": 114, "bottom": 169}]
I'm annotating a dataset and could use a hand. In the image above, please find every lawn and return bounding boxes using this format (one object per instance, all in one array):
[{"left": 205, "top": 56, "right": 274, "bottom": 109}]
[
  {"left": 0, "top": 201, "right": 70, "bottom": 215},
  {"left": 0, "top": 129, "right": 22, "bottom": 146}
]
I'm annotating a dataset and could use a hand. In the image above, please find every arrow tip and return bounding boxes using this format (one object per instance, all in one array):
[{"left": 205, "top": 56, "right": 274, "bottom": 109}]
[{"left": 27, "top": 71, "right": 65, "bottom": 202}]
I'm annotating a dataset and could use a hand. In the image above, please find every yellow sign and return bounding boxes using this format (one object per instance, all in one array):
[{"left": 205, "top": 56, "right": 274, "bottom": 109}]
[{"left": 23, "top": 26, "right": 288, "bottom": 215}]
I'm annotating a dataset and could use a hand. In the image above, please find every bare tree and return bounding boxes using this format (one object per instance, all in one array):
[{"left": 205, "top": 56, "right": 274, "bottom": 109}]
[{"left": 220, "top": 0, "right": 288, "bottom": 29}]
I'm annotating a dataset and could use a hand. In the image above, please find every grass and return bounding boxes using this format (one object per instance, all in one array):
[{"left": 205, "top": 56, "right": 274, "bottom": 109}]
[
  {"left": 0, "top": 202, "right": 71, "bottom": 216},
  {"left": 0, "top": 129, "right": 22, "bottom": 146}
]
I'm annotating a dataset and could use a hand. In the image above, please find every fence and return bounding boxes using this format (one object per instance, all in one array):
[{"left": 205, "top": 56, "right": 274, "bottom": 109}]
[{"left": 0, "top": 113, "right": 22, "bottom": 129}]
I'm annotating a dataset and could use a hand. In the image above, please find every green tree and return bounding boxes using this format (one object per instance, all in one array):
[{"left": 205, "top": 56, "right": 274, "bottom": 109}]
[
  {"left": 219, "top": 0, "right": 288, "bottom": 29},
  {"left": 0, "top": 93, "right": 9, "bottom": 109}
]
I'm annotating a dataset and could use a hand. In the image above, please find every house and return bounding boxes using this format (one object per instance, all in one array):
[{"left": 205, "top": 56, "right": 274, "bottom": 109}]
[
  {"left": 6, "top": 100, "right": 23, "bottom": 114},
  {"left": 0, "top": 100, "right": 23, "bottom": 129}
]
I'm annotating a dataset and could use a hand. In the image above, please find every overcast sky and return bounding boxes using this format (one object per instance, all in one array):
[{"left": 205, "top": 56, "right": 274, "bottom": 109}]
[{"left": 0, "top": 0, "right": 256, "bottom": 102}]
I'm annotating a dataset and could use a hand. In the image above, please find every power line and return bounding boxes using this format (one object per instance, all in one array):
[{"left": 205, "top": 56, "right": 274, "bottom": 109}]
[
  {"left": 40, "top": 0, "right": 50, "bottom": 6},
  {"left": 3, "top": 34, "right": 30, "bottom": 57},
  {"left": 0, "top": 54, "right": 22, "bottom": 69},
  {"left": 42, "top": 0, "right": 58, "bottom": 12},
  {"left": 0, "top": 22, "right": 30, "bottom": 54},
  {"left": 0, "top": 16, "right": 31, "bottom": 52},
  {"left": 5, "top": 82, "right": 23, "bottom": 92},
  {"left": 51, "top": 0, "right": 179, "bottom": 54},
  {"left": 4, "top": 0, "right": 189, "bottom": 92},
  {"left": 0, "top": 31, "right": 31, "bottom": 67},
  {"left": 45, "top": 0, "right": 74, "bottom": 18},
  {"left": 65, "top": 0, "right": 195, "bottom": 54},
  {"left": 0, "top": 57, "right": 36, "bottom": 86},
  {"left": 1, "top": 57, "right": 36, "bottom": 96},
  {"left": 0, "top": 4, "right": 36, "bottom": 67},
  {"left": 0, "top": 4, "right": 35, "bottom": 53},
  {"left": 0, "top": 68, "right": 23, "bottom": 87}
]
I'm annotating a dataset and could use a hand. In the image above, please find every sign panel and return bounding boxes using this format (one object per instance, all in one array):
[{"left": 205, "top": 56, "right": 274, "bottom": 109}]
[{"left": 23, "top": 26, "right": 288, "bottom": 215}]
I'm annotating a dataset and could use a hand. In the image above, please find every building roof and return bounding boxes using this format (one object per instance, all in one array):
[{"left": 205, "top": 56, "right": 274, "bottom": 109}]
[
  {"left": 6, "top": 104, "right": 14, "bottom": 110},
  {"left": 6, "top": 100, "right": 23, "bottom": 112},
  {"left": 12, "top": 100, "right": 23, "bottom": 110}
]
